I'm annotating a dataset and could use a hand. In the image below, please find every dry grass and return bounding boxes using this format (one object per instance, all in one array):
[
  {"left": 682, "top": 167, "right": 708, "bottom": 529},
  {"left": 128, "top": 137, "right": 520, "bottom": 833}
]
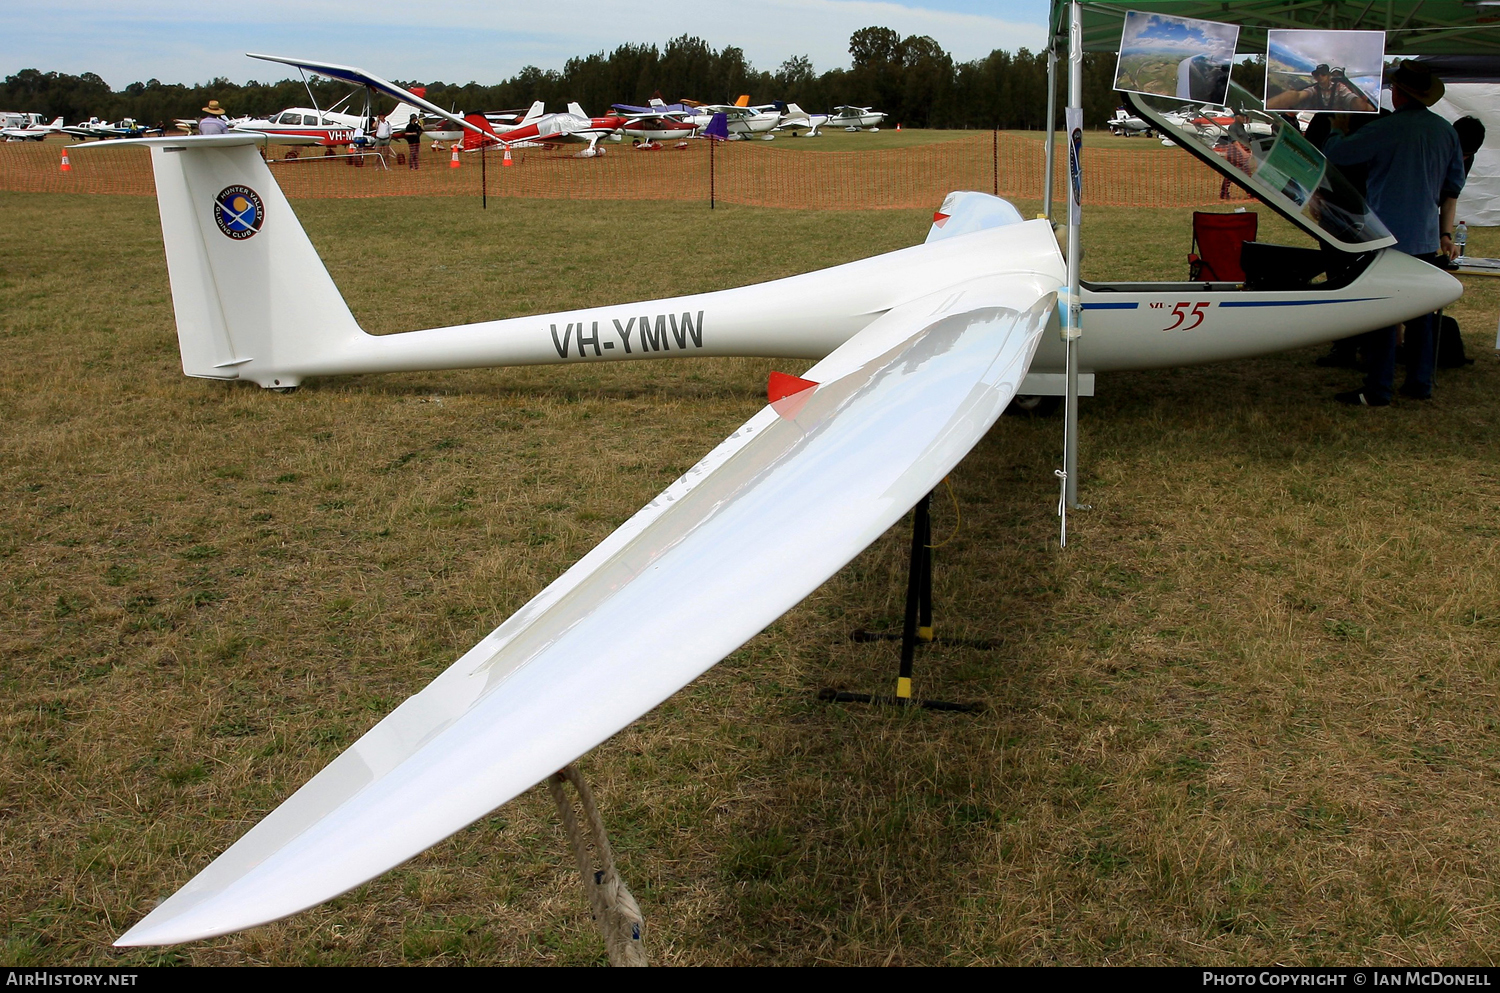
[{"left": 1, "top": 190, "right": 1498, "bottom": 966}]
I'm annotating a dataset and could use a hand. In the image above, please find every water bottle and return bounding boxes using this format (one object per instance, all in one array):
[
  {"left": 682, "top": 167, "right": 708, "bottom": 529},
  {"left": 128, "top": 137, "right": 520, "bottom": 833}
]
[{"left": 1456, "top": 220, "right": 1468, "bottom": 255}]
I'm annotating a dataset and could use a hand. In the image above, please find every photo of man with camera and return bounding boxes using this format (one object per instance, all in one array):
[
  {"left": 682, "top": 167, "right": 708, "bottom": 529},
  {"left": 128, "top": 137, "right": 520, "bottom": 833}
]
[{"left": 1268, "top": 63, "right": 1378, "bottom": 112}]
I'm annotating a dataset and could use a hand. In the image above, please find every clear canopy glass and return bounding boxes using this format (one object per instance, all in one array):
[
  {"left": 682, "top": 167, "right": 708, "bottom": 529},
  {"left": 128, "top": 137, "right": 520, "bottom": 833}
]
[{"left": 1127, "top": 80, "right": 1396, "bottom": 254}]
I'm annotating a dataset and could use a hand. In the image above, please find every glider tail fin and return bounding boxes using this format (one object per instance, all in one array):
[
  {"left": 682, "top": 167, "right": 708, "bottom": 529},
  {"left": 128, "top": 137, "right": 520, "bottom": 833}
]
[
  {"left": 127, "top": 137, "right": 362, "bottom": 388},
  {"left": 521, "top": 100, "right": 545, "bottom": 123},
  {"left": 567, "top": 101, "right": 587, "bottom": 118}
]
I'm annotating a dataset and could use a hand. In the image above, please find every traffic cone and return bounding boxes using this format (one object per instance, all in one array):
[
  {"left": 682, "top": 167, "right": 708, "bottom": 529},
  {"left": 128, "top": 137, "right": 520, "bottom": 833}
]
[
  {"left": 59, "top": 148, "right": 71, "bottom": 172},
  {"left": 896, "top": 123, "right": 902, "bottom": 131},
  {"left": 502, "top": 146, "right": 513, "bottom": 167},
  {"left": 449, "top": 145, "right": 461, "bottom": 168}
]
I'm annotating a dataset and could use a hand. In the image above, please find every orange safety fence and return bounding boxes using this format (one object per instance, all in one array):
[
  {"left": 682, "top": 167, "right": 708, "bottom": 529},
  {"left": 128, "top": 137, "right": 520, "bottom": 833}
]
[{"left": 1, "top": 133, "right": 1249, "bottom": 209}]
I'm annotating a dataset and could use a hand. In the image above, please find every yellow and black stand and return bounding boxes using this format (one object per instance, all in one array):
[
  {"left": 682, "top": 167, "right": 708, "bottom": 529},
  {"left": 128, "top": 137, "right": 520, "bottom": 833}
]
[{"left": 819, "top": 491, "right": 984, "bottom": 713}]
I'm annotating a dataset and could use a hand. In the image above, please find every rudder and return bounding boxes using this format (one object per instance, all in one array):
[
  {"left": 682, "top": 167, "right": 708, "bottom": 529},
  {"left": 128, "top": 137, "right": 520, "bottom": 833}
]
[{"left": 100, "top": 135, "right": 363, "bottom": 388}]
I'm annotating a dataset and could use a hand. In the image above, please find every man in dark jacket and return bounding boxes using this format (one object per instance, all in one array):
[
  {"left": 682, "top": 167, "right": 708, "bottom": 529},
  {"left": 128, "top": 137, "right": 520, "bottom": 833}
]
[
  {"left": 402, "top": 115, "right": 423, "bottom": 170},
  {"left": 1324, "top": 61, "right": 1465, "bottom": 405}
]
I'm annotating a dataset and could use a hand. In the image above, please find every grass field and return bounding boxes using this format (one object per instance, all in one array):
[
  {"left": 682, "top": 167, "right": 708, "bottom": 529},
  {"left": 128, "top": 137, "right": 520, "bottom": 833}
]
[{"left": 2, "top": 190, "right": 1499, "bottom": 966}]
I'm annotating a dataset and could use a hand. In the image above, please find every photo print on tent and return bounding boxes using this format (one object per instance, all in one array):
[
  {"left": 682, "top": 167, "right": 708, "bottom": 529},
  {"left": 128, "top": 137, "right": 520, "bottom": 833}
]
[
  {"left": 1114, "top": 10, "right": 1239, "bottom": 105},
  {"left": 1265, "top": 29, "right": 1385, "bottom": 113}
]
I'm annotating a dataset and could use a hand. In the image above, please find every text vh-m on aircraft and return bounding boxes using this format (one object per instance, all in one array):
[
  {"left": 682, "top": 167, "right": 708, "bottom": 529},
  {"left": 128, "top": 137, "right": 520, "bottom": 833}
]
[
  {"left": 93, "top": 73, "right": 1462, "bottom": 949},
  {"left": 86, "top": 67, "right": 1457, "bottom": 410}
]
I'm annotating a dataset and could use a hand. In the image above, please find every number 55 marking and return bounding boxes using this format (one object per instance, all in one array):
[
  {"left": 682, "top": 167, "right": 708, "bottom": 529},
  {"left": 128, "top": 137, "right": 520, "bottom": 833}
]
[{"left": 1164, "top": 301, "right": 1209, "bottom": 331}]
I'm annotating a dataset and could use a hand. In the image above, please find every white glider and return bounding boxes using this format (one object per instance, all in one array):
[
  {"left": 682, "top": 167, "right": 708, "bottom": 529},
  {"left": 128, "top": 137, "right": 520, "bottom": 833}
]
[
  {"left": 83, "top": 67, "right": 1459, "bottom": 404},
  {"left": 115, "top": 203, "right": 1063, "bottom": 945}
]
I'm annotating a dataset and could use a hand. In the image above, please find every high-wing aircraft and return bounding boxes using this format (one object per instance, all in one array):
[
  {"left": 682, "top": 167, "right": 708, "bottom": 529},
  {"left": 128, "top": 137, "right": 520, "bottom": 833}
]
[
  {"left": 829, "top": 105, "right": 886, "bottom": 130},
  {"left": 1, "top": 115, "right": 62, "bottom": 141},
  {"left": 233, "top": 106, "right": 368, "bottom": 146}
]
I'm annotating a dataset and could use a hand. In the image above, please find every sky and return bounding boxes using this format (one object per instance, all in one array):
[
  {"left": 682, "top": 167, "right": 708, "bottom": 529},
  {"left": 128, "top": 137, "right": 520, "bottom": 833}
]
[
  {"left": 1118, "top": 12, "right": 1238, "bottom": 61},
  {"left": 2, "top": 0, "right": 1053, "bottom": 90}
]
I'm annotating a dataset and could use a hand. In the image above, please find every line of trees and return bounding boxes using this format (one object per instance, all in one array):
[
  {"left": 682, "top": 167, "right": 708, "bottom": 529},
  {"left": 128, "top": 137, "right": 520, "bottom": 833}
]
[{"left": 0, "top": 29, "right": 1266, "bottom": 131}]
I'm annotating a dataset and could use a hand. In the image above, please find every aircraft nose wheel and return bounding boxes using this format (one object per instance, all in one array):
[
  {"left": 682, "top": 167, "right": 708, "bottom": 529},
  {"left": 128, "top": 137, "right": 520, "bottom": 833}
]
[{"left": 269, "top": 385, "right": 299, "bottom": 395}]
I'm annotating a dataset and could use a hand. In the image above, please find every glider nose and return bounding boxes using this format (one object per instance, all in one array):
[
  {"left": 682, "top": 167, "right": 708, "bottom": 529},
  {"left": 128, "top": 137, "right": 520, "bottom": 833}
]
[{"left": 1369, "top": 248, "right": 1463, "bottom": 320}]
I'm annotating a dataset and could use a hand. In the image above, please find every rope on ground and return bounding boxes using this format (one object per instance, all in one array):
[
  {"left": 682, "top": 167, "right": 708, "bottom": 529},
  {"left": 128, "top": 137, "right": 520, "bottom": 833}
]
[{"left": 548, "top": 764, "right": 647, "bottom": 967}]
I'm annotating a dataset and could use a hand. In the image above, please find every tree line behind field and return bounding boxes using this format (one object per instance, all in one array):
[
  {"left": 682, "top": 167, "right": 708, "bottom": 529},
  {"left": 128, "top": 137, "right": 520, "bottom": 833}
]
[{"left": 0, "top": 29, "right": 1268, "bottom": 131}]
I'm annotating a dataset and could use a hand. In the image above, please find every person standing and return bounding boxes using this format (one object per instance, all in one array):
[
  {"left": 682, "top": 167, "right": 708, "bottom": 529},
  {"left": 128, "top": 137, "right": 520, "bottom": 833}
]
[
  {"left": 374, "top": 113, "right": 392, "bottom": 163},
  {"left": 1324, "top": 61, "right": 1465, "bottom": 405},
  {"left": 198, "top": 100, "right": 230, "bottom": 136},
  {"left": 402, "top": 114, "right": 422, "bottom": 169},
  {"left": 1219, "top": 111, "right": 1254, "bottom": 199}
]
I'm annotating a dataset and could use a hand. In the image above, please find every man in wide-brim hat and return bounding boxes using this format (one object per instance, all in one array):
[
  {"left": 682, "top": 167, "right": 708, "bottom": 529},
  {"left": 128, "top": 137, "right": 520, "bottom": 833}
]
[
  {"left": 199, "top": 99, "right": 229, "bottom": 136},
  {"left": 1391, "top": 59, "right": 1446, "bottom": 106},
  {"left": 1323, "top": 59, "right": 1466, "bottom": 406}
]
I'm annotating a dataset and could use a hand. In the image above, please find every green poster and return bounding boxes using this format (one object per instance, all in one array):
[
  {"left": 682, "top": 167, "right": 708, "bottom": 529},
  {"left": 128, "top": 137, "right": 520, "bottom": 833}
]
[{"left": 1255, "top": 126, "right": 1326, "bottom": 206}]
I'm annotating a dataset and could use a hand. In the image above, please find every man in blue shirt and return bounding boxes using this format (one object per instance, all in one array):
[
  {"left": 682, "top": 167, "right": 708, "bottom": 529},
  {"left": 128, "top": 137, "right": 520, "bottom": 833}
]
[
  {"left": 198, "top": 100, "right": 230, "bottom": 136},
  {"left": 1324, "top": 61, "right": 1465, "bottom": 405}
]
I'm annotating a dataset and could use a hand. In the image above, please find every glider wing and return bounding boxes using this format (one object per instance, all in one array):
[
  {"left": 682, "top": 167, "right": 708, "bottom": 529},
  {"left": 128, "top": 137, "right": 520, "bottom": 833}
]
[
  {"left": 116, "top": 254, "right": 1062, "bottom": 946},
  {"left": 246, "top": 53, "right": 486, "bottom": 136}
]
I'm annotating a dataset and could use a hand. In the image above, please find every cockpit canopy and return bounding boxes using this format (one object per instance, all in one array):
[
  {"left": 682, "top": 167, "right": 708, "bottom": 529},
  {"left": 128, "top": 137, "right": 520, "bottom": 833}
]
[{"left": 1127, "top": 80, "right": 1396, "bottom": 254}]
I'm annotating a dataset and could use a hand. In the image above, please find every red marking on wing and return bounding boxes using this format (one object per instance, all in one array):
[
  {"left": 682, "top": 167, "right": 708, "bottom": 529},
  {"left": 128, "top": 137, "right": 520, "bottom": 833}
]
[
  {"left": 768, "top": 371, "right": 818, "bottom": 419},
  {"left": 932, "top": 211, "right": 950, "bottom": 227}
]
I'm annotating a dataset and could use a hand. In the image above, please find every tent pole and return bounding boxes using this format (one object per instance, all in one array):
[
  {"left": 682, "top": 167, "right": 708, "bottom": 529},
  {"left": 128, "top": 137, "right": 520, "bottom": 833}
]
[
  {"left": 1063, "top": 0, "right": 1084, "bottom": 511},
  {"left": 1044, "top": 47, "right": 1057, "bottom": 223}
]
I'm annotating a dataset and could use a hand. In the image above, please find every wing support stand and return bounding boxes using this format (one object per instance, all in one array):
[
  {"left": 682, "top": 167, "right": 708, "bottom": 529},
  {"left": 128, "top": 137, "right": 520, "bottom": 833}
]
[
  {"left": 548, "top": 765, "right": 648, "bottom": 966},
  {"left": 820, "top": 491, "right": 983, "bottom": 714}
]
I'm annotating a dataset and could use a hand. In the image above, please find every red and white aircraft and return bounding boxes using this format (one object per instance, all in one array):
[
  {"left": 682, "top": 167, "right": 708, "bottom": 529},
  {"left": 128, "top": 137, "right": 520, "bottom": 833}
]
[
  {"left": 232, "top": 106, "right": 366, "bottom": 146},
  {"left": 2, "top": 114, "right": 63, "bottom": 141},
  {"left": 461, "top": 102, "right": 628, "bottom": 156}
]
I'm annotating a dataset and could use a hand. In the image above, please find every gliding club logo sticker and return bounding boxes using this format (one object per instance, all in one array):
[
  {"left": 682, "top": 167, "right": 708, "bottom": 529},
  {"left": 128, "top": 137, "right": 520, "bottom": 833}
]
[{"left": 213, "top": 185, "right": 264, "bottom": 239}]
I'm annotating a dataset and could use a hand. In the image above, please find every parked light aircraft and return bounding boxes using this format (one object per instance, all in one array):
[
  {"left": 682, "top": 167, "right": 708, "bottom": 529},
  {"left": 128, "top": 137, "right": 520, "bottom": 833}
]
[
  {"left": 1, "top": 115, "right": 62, "bottom": 140},
  {"left": 617, "top": 110, "right": 698, "bottom": 142},
  {"left": 233, "top": 106, "right": 368, "bottom": 146},
  {"left": 774, "top": 103, "right": 828, "bottom": 137},
  {"left": 829, "top": 105, "right": 886, "bottom": 130},
  {"left": 683, "top": 102, "right": 780, "bottom": 135},
  {"left": 384, "top": 102, "right": 463, "bottom": 143},
  {"left": 1106, "top": 107, "right": 1153, "bottom": 136},
  {"left": 60, "top": 117, "right": 162, "bottom": 140},
  {"left": 92, "top": 71, "right": 1462, "bottom": 948},
  {"left": 461, "top": 102, "right": 628, "bottom": 156}
]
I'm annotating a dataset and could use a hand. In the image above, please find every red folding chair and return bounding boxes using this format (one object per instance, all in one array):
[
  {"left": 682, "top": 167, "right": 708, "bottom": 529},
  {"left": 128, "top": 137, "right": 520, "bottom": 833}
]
[{"left": 1188, "top": 211, "right": 1258, "bottom": 282}]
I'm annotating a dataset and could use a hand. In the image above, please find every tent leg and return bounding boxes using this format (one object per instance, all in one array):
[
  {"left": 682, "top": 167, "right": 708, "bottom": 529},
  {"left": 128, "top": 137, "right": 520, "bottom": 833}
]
[
  {"left": 1062, "top": 0, "right": 1086, "bottom": 513},
  {"left": 1044, "top": 48, "right": 1057, "bottom": 224}
]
